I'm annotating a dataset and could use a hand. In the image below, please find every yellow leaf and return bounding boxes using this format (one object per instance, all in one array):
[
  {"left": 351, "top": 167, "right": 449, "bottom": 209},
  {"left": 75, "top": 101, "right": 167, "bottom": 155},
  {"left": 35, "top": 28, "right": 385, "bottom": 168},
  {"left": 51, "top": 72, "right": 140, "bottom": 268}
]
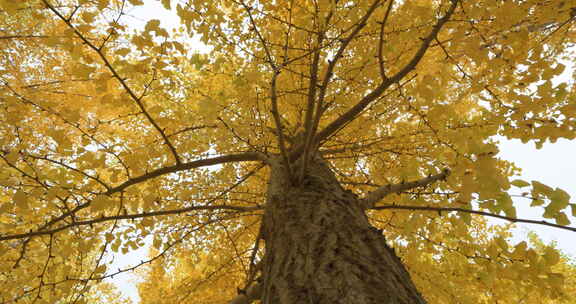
[
  {"left": 81, "top": 12, "right": 97, "bottom": 23},
  {"left": 495, "top": 237, "right": 508, "bottom": 251},
  {"left": 153, "top": 237, "right": 162, "bottom": 250},
  {"left": 141, "top": 217, "right": 153, "bottom": 227},
  {"left": 0, "top": 0, "right": 22, "bottom": 14},
  {"left": 97, "top": 0, "right": 110, "bottom": 10},
  {"left": 161, "top": 0, "right": 171, "bottom": 10},
  {"left": 549, "top": 188, "right": 570, "bottom": 210},
  {"left": 115, "top": 48, "right": 130, "bottom": 57},
  {"left": 94, "top": 264, "right": 107, "bottom": 274},
  {"left": 554, "top": 212, "right": 570, "bottom": 226},
  {"left": 91, "top": 195, "right": 111, "bottom": 211},
  {"left": 73, "top": 64, "right": 96, "bottom": 78},
  {"left": 6, "top": 151, "right": 19, "bottom": 163},
  {"left": 145, "top": 19, "right": 161, "bottom": 32},
  {"left": 511, "top": 241, "right": 527, "bottom": 259},
  {"left": 547, "top": 273, "right": 565, "bottom": 289},
  {"left": 510, "top": 179, "right": 530, "bottom": 188},
  {"left": 198, "top": 98, "right": 219, "bottom": 120},
  {"left": 13, "top": 190, "right": 29, "bottom": 210},
  {"left": 532, "top": 180, "right": 553, "bottom": 196},
  {"left": 542, "top": 247, "right": 560, "bottom": 266}
]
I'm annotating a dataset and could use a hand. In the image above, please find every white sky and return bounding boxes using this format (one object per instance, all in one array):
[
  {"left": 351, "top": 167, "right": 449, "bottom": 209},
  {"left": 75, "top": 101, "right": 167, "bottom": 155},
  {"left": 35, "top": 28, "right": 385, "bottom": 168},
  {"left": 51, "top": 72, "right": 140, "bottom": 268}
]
[
  {"left": 101, "top": 2, "right": 576, "bottom": 303},
  {"left": 498, "top": 138, "right": 576, "bottom": 256}
]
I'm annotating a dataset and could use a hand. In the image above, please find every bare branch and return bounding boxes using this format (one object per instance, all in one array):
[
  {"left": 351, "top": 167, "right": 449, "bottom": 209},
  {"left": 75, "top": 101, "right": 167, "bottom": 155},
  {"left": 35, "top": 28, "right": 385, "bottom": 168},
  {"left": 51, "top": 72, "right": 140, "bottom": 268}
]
[
  {"left": 360, "top": 169, "right": 451, "bottom": 209},
  {"left": 165, "top": 125, "right": 218, "bottom": 139},
  {"left": 371, "top": 205, "right": 576, "bottom": 233}
]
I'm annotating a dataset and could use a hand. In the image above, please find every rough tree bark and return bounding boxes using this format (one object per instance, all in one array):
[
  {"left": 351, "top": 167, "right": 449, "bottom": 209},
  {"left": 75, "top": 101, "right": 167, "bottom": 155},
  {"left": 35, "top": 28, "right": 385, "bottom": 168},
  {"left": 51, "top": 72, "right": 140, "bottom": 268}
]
[{"left": 258, "top": 155, "right": 427, "bottom": 304}]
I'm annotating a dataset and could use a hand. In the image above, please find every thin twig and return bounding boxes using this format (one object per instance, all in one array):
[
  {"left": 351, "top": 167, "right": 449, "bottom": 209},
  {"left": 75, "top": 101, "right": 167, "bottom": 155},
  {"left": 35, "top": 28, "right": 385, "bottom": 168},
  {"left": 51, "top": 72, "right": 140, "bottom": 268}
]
[{"left": 372, "top": 205, "right": 576, "bottom": 233}]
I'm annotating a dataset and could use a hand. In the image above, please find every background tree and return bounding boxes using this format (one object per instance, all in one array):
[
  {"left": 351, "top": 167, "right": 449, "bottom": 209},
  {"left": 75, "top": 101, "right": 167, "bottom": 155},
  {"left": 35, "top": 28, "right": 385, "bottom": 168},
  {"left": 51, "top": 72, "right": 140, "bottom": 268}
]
[{"left": 1, "top": 0, "right": 576, "bottom": 303}]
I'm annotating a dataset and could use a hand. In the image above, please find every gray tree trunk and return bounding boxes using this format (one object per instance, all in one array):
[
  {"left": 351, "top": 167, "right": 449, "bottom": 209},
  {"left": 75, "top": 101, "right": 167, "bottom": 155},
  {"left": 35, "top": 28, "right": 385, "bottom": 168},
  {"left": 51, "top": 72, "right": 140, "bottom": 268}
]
[{"left": 260, "top": 156, "right": 427, "bottom": 304}]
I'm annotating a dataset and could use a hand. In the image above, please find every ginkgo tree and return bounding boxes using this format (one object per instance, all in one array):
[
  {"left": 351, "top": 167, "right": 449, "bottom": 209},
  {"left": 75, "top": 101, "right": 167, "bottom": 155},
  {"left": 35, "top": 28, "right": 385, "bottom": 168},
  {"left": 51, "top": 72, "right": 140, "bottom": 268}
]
[{"left": 1, "top": 0, "right": 576, "bottom": 303}]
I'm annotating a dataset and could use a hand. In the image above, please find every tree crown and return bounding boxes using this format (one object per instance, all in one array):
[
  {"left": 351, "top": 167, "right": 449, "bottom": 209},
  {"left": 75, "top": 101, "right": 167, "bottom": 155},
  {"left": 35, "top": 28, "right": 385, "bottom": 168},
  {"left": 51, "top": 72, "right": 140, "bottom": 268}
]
[{"left": 0, "top": 0, "right": 575, "bottom": 303}]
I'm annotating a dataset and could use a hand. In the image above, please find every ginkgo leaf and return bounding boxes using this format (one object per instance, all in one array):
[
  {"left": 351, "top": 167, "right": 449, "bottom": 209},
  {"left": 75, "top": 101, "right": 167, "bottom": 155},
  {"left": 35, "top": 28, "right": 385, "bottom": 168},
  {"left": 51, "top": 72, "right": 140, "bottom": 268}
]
[
  {"left": 510, "top": 179, "right": 530, "bottom": 188},
  {"left": 94, "top": 264, "right": 107, "bottom": 274},
  {"left": 153, "top": 237, "right": 162, "bottom": 250},
  {"left": 532, "top": 180, "right": 554, "bottom": 196},
  {"left": 543, "top": 247, "right": 560, "bottom": 266},
  {"left": 554, "top": 212, "right": 570, "bottom": 226},
  {"left": 2, "top": 1, "right": 576, "bottom": 303},
  {"left": 5, "top": 151, "right": 19, "bottom": 163},
  {"left": 91, "top": 195, "right": 111, "bottom": 211},
  {"left": 81, "top": 12, "right": 97, "bottom": 23},
  {"left": 547, "top": 273, "right": 566, "bottom": 292},
  {"left": 97, "top": 0, "right": 110, "bottom": 9},
  {"left": 550, "top": 188, "right": 571, "bottom": 210},
  {"left": 115, "top": 48, "right": 131, "bottom": 57},
  {"left": 0, "top": 0, "right": 21, "bottom": 14},
  {"left": 160, "top": 0, "right": 171, "bottom": 10},
  {"left": 13, "top": 190, "right": 29, "bottom": 210},
  {"left": 198, "top": 98, "right": 219, "bottom": 119},
  {"left": 511, "top": 241, "right": 527, "bottom": 259},
  {"left": 495, "top": 237, "right": 508, "bottom": 251}
]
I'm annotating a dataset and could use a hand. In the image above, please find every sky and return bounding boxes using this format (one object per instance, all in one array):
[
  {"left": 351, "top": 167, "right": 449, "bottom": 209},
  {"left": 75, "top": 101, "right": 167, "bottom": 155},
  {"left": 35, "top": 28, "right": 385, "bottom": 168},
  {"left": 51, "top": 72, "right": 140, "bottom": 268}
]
[
  {"left": 497, "top": 138, "right": 576, "bottom": 256},
  {"left": 102, "top": 2, "right": 576, "bottom": 303}
]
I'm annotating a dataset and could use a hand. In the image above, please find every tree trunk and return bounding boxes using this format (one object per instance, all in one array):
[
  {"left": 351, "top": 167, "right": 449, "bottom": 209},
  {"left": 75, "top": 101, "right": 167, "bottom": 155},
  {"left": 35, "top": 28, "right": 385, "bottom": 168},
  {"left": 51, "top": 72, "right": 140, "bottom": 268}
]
[{"left": 260, "top": 156, "right": 427, "bottom": 304}]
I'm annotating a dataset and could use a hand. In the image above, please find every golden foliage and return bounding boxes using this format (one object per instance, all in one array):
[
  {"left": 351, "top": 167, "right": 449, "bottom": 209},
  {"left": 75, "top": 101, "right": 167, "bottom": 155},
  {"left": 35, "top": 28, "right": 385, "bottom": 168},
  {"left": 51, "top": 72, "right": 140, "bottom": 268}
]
[{"left": 0, "top": 0, "right": 575, "bottom": 303}]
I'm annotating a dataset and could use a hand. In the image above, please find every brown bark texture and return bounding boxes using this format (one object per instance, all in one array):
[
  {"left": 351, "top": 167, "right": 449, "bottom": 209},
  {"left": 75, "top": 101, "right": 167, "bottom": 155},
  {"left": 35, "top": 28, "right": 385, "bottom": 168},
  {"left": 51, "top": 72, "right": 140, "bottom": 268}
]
[{"left": 260, "top": 156, "right": 427, "bottom": 304}]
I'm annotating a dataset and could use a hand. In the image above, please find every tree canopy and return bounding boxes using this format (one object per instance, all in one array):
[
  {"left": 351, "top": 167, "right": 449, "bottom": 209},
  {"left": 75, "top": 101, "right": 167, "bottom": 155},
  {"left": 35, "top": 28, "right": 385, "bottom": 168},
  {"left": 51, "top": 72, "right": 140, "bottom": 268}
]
[{"left": 1, "top": 0, "right": 576, "bottom": 303}]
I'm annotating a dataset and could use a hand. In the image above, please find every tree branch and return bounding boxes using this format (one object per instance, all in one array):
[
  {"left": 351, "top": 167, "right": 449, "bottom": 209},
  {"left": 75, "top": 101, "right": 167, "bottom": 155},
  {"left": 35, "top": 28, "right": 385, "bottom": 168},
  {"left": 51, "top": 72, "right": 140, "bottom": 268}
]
[
  {"left": 238, "top": 1, "right": 292, "bottom": 178},
  {"left": 360, "top": 169, "right": 451, "bottom": 209},
  {"left": 0, "top": 204, "right": 261, "bottom": 241},
  {"left": 240, "top": 0, "right": 277, "bottom": 69},
  {"left": 371, "top": 205, "right": 576, "bottom": 233},
  {"left": 313, "top": 0, "right": 458, "bottom": 146},
  {"left": 299, "top": 26, "right": 324, "bottom": 184},
  {"left": 42, "top": 0, "right": 182, "bottom": 164},
  {"left": 34, "top": 152, "right": 265, "bottom": 232},
  {"left": 269, "top": 72, "right": 293, "bottom": 179},
  {"left": 300, "top": 0, "right": 381, "bottom": 183},
  {"left": 378, "top": 0, "right": 395, "bottom": 79},
  {"left": 11, "top": 150, "right": 112, "bottom": 191}
]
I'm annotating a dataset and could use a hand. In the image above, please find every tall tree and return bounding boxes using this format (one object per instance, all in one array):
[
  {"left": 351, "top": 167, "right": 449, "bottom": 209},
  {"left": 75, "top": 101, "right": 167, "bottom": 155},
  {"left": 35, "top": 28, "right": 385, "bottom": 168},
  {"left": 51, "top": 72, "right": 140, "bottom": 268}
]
[{"left": 1, "top": 0, "right": 575, "bottom": 303}]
